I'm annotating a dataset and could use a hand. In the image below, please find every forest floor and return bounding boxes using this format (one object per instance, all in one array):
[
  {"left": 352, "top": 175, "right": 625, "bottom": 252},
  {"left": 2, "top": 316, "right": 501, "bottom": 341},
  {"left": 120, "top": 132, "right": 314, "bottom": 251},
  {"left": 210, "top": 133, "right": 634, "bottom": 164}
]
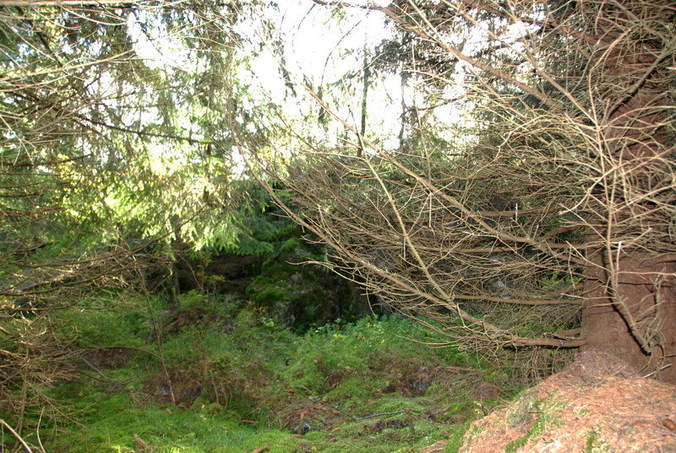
[
  {"left": 456, "top": 350, "right": 676, "bottom": 452},
  {"left": 12, "top": 291, "right": 516, "bottom": 453},
  {"left": 5, "top": 292, "right": 674, "bottom": 452}
]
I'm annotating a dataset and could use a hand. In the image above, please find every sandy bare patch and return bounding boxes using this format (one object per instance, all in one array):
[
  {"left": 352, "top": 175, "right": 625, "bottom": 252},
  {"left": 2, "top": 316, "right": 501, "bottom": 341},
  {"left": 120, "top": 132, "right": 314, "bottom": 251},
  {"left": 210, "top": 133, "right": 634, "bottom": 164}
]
[{"left": 458, "top": 350, "right": 676, "bottom": 452}]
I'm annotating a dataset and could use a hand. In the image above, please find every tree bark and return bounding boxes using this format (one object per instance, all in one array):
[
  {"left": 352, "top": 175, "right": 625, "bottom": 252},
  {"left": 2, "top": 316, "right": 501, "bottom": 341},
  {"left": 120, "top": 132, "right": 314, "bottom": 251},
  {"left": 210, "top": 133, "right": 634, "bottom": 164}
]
[
  {"left": 358, "top": 44, "right": 370, "bottom": 158},
  {"left": 581, "top": 34, "right": 675, "bottom": 383},
  {"left": 582, "top": 251, "right": 676, "bottom": 382}
]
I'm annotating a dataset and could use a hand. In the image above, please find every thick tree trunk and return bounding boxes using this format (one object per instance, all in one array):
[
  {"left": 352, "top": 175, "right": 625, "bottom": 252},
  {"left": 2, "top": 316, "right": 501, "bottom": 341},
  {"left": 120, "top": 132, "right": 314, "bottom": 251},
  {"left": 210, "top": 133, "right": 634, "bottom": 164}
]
[
  {"left": 581, "top": 32, "right": 675, "bottom": 383},
  {"left": 582, "top": 252, "right": 676, "bottom": 383}
]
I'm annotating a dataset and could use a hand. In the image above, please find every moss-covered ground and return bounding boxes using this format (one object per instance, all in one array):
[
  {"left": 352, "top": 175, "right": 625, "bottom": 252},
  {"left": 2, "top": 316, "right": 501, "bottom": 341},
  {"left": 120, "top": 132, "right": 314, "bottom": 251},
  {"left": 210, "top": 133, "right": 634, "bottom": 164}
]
[{"left": 5, "top": 291, "right": 521, "bottom": 452}]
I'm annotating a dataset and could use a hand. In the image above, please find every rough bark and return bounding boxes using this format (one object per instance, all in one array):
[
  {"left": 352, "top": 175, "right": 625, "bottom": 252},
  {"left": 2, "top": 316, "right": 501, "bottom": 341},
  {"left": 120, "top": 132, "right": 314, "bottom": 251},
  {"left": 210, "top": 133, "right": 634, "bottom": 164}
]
[
  {"left": 581, "top": 33, "right": 675, "bottom": 383},
  {"left": 582, "top": 252, "right": 676, "bottom": 383}
]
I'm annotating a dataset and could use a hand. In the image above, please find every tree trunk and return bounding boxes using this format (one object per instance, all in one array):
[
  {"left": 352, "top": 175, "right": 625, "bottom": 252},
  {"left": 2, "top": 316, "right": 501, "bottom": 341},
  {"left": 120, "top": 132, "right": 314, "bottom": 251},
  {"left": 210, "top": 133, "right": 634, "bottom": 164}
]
[
  {"left": 358, "top": 44, "right": 370, "bottom": 158},
  {"left": 582, "top": 252, "right": 676, "bottom": 383},
  {"left": 581, "top": 33, "right": 675, "bottom": 384}
]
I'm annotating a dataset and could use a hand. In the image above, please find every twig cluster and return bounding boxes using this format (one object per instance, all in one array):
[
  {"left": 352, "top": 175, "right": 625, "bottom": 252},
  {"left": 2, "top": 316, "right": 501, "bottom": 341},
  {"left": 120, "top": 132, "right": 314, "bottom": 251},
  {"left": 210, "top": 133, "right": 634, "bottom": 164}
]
[{"left": 252, "top": 0, "right": 675, "bottom": 376}]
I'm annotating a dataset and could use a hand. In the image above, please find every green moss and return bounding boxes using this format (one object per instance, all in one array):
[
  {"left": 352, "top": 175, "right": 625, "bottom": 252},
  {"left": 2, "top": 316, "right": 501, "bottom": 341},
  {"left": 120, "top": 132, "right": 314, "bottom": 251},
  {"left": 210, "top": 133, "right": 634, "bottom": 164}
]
[
  {"left": 297, "top": 417, "right": 449, "bottom": 453},
  {"left": 585, "top": 429, "right": 612, "bottom": 452},
  {"left": 325, "top": 376, "right": 373, "bottom": 401},
  {"left": 443, "top": 420, "right": 474, "bottom": 452},
  {"left": 47, "top": 294, "right": 156, "bottom": 349},
  {"left": 31, "top": 295, "right": 515, "bottom": 453},
  {"left": 505, "top": 397, "right": 565, "bottom": 452},
  {"left": 506, "top": 390, "right": 538, "bottom": 428},
  {"left": 279, "top": 237, "right": 300, "bottom": 253},
  {"left": 49, "top": 393, "right": 300, "bottom": 453}
]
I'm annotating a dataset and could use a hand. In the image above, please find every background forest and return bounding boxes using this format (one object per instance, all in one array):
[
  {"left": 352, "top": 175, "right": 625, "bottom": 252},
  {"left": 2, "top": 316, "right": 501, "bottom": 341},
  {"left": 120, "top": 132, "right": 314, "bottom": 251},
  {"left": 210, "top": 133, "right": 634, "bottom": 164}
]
[{"left": 0, "top": 1, "right": 674, "bottom": 452}]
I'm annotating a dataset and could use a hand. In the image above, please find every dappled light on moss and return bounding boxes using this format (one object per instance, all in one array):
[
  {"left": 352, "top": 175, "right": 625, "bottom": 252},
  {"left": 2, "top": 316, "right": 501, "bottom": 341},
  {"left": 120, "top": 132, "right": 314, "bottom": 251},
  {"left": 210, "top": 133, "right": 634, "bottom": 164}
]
[{"left": 23, "top": 293, "right": 505, "bottom": 453}]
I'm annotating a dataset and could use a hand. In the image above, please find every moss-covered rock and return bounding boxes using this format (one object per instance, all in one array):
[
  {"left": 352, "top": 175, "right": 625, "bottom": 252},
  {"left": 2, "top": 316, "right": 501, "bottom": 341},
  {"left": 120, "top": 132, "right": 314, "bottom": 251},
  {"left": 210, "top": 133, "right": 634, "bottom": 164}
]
[{"left": 246, "top": 241, "right": 368, "bottom": 332}]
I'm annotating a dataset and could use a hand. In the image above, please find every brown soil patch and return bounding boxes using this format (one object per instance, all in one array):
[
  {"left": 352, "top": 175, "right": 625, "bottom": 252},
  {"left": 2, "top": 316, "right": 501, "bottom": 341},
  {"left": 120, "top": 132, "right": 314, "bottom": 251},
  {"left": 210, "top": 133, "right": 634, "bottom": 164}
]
[
  {"left": 280, "top": 403, "right": 346, "bottom": 434},
  {"left": 376, "top": 359, "right": 494, "bottom": 400},
  {"left": 82, "top": 346, "right": 138, "bottom": 369},
  {"left": 459, "top": 350, "right": 676, "bottom": 452}
]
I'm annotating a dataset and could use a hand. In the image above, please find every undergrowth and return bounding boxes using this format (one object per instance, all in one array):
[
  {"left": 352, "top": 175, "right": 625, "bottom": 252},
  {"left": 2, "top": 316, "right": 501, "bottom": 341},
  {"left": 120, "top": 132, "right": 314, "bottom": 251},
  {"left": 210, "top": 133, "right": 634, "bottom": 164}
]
[{"left": 2, "top": 291, "right": 518, "bottom": 452}]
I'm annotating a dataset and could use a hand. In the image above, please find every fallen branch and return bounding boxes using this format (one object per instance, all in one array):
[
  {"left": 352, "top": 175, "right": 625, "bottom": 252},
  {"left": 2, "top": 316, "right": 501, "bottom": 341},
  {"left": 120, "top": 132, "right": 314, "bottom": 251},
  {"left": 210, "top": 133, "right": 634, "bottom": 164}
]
[
  {"left": 250, "top": 446, "right": 270, "bottom": 453},
  {"left": 0, "top": 419, "right": 36, "bottom": 452}
]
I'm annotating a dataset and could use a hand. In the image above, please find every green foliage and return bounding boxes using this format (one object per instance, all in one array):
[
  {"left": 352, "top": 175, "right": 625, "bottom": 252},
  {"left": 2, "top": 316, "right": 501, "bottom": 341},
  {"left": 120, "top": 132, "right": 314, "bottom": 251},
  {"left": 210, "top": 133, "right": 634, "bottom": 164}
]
[
  {"left": 286, "top": 317, "right": 446, "bottom": 387},
  {"left": 48, "top": 391, "right": 299, "bottom": 453},
  {"left": 444, "top": 421, "right": 474, "bottom": 452},
  {"left": 32, "top": 292, "right": 509, "bottom": 453},
  {"left": 49, "top": 294, "right": 155, "bottom": 349},
  {"left": 244, "top": 235, "right": 354, "bottom": 332},
  {"left": 2, "top": 2, "right": 612, "bottom": 450},
  {"left": 0, "top": 3, "right": 285, "bottom": 264}
]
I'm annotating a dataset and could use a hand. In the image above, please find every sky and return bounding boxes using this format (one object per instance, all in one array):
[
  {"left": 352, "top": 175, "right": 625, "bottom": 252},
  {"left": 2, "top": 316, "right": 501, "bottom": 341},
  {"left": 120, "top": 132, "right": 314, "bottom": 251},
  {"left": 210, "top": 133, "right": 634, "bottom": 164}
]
[
  {"left": 244, "top": 0, "right": 405, "bottom": 151},
  {"left": 124, "top": 0, "right": 477, "bottom": 164}
]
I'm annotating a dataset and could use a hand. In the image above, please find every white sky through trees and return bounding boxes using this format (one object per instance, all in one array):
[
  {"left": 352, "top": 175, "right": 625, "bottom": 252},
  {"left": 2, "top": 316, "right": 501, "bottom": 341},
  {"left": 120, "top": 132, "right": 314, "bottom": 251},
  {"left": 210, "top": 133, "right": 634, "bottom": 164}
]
[
  {"left": 113, "top": 0, "right": 511, "bottom": 186},
  {"left": 123, "top": 1, "right": 473, "bottom": 164}
]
